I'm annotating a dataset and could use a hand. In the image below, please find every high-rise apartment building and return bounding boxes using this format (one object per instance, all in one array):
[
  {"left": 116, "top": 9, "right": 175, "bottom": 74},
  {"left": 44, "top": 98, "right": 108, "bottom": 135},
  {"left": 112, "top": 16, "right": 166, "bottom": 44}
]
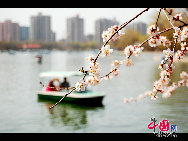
[
  {"left": 0, "top": 20, "right": 20, "bottom": 42},
  {"left": 50, "top": 31, "right": 56, "bottom": 42},
  {"left": 30, "top": 12, "right": 51, "bottom": 42},
  {"left": 0, "top": 23, "right": 4, "bottom": 41},
  {"left": 11, "top": 22, "right": 20, "bottom": 42},
  {"left": 66, "top": 15, "right": 84, "bottom": 42},
  {"left": 20, "top": 26, "right": 29, "bottom": 41},
  {"left": 95, "top": 18, "right": 119, "bottom": 44}
]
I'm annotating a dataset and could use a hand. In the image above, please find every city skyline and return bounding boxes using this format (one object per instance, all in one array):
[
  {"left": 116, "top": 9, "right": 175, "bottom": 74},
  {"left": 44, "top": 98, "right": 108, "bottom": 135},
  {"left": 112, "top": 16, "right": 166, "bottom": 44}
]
[{"left": 0, "top": 8, "right": 156, "bottom": 40}]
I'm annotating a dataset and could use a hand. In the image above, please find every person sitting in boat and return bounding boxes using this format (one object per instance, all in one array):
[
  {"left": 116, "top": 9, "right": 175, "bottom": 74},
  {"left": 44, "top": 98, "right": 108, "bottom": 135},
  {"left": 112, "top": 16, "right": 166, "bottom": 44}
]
[
  {"left": 60, "top": 77, "right": 70, "bottom": 91},
  {"left": 46, "top": 78, "right": 59, "bottom": 91}
]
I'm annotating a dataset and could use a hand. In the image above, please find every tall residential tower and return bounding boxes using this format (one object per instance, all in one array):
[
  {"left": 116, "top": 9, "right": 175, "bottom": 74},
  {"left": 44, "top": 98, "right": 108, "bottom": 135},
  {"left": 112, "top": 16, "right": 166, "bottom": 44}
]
[
  {"left": 0, "top": 20, "right": 20, "bottom": 42},
  {"left": 30, "top": 12, "right": 51, "bottom": 42},
  {"left": 66, "top": 15, "right": 84, "bottom": 43}
]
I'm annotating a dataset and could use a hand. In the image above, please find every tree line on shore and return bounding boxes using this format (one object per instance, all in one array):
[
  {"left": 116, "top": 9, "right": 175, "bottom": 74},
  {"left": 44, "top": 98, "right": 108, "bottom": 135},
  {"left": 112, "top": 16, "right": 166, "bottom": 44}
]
[
  {"left": 0, "top": 28, "right": 184, "bottom": 52},
  {"left": 0, "top": 9, "right": 187, "bottom": 52}
]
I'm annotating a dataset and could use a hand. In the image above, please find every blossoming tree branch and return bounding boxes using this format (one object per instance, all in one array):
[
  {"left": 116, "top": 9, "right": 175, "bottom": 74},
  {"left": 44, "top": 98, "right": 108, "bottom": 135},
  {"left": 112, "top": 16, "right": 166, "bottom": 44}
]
[{"left": 46, "top": 8, "right": 188, "bottom": 109}]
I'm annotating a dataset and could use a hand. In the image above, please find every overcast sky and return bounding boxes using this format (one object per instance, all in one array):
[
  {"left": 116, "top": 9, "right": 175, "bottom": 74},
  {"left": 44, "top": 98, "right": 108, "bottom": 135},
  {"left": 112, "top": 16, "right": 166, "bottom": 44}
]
[{"left": 0, "top": 8, "right": 157, "bottom": 40}]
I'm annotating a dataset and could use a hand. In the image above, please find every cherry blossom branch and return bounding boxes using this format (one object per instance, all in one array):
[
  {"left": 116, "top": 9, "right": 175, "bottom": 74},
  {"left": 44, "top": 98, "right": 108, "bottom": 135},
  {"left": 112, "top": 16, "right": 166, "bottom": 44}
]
[
  {"left": 93, "top": 8, "right": 150, "bottom": 63},
  {"left": 124, "top": 71, "right": 188, "bottom": 103},
  {"left": 164, "top": 8, "right": 187, "bottom": 25},
  {"left": 124, "top": 8, "right": 188, "bottom": 102},
  {"left": 139, "top": 24, "right": 188, "bottom": 47},
  {"left": 156, "top": 8, "right": 162, "bottom": 27},
  {"left": 49, "top": 87, "right": 76, "bottom": 109},
  {"left": 163, "top": 8, "right": 176, "bottom": 29},
  {"left": 47, "top": 8, "right": 188, "bottom": 109},
  {"left": 100, "top": 67, "right": 118, "bottom": 79},
  {"left": 48, "top": 8, "right": 150, "bottom": 109}
]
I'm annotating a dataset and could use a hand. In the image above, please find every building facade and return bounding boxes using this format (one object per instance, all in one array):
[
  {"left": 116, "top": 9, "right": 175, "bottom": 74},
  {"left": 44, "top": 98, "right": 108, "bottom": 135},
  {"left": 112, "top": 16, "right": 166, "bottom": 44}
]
[
  {"left": 66, "top": 15, "right": 84, "bottom": 42},
  {"left": 50, "top": 31, "right": 56, "bottom": 42},
  {"left": 95, "top": 18, "right": 119, "bottom": 44},
  {"left": 0, "top": 20, "right": 20, "bottom": 42},
  {"left": 30, "top": 12, "right": 51, "bottom": 42},
  {"left": 20, "top": 26, "right": 29, "bottom": 41},
  {"left": 0, "top": 23, "right": 4, "bottom": 41}
]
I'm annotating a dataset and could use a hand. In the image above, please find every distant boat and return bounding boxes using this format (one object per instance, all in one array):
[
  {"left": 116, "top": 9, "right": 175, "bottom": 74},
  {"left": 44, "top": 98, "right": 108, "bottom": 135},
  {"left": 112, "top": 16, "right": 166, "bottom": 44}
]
[
  {"left": 8, "top": 50, "right": 16, "bottom": 55},
  {"left": 37, "top": 71, "right": 105, "bottom": 106},
  {"left": 35, "top": 55, "right": 42, "bottom": 64}
]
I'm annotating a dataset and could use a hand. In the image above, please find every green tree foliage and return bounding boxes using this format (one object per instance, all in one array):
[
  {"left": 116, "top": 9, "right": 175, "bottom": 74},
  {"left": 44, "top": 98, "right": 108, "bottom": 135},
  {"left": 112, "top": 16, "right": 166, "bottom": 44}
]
[{"left": 68, "top": 42, "right": 98, "bottom": 50}]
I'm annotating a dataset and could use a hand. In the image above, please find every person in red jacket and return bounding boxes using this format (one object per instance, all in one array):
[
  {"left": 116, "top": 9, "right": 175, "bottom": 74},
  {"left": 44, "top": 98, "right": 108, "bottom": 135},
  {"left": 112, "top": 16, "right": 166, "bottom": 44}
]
[{"left": 46, "top": 78, "right": 59, "bottom": 91}]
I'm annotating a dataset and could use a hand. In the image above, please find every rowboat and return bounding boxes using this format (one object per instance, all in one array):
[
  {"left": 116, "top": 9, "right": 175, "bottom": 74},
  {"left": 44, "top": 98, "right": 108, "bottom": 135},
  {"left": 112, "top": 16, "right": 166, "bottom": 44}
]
[{"left": 37, "top": 71, "right": 105, "bottom": 106}]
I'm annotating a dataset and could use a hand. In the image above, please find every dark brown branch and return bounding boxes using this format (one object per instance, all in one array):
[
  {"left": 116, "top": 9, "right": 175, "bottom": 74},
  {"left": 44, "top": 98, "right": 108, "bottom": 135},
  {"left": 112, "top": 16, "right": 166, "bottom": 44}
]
[
  {"left": 100, "top": 67, "right": 118, "bottom": 79},
  {"left": 139, "top": 24, "right": 188, "bottom": 47},
  {"left": 82, "top": 71, "right": 88, "bottom": 81},
  {"left": 156, "top": 8, "right": 162, "bottom": 27},
  {"left": 49, "top": 88, "right": 76, "bottom": 109},
  {"left": 93, "top": 8, "right": 150, "bottom": 63},
  {"left": 164, "top": 8, "right": 187, "bottom": 25}
]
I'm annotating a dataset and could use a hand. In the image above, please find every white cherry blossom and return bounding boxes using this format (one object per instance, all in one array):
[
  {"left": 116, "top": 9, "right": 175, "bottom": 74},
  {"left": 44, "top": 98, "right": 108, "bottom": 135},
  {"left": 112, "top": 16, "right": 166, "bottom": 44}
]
[
  {"left": 175, "top": 50, "right": 183, "bottom": 60},
  {"left": 147, "top": 24, "right": 159, "bottom": 36},
  {"left": 180, "top": 71, "right": 188, "bottom": 80},
  {"left": 134, "top": 47, "right": 144, "bottom": 56},
  {"left": 160, "top": 70, "right": 170, "bottom": 79},
  {"left": 163, "top": 48, "right": 174, "bottom": 58},
  {"left": 173, "top": 13, "right": 182, "bottom": 21},
  {"left": 86, "top": 75, "right": 101, "bottom": 86},
  {"left": 124, "top": 45, "right": 134, "bottom": 58},
  {"left": 101, "top": 45, "right": 113, "bottom": 57},
  {"left": 111, "top": 60, "right": 122, "bottom": 70},
  {"left": 75, "top": 79, "right": 87, "bottom": 91},
  {"left": 181, "top": 27, "right": 188, "bottom": 41},
  {"left": 102, "top": 25, "right": 124, "bottom": 42},
  {"left": 181, "top": 42, "right": 188, "bottom": 51},
  {"left": 123, "top": 58, "right": 134, "bottom": 67},
  {"left": 148, "top": 36, "right": 161, "bottom": 47}
]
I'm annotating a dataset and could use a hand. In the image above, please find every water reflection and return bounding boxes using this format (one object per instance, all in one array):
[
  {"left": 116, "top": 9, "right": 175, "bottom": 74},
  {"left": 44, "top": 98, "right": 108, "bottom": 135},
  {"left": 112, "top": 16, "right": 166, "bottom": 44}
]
[{"left": 38, "top": 99, "right": 104, "bottom": 131}]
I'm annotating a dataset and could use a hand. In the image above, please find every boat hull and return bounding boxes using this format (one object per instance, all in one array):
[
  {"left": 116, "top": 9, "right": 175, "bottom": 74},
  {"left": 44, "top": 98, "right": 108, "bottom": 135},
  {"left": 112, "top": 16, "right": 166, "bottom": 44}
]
[{"left": 37, "top": 91, "right": 105, "bottom": 106}]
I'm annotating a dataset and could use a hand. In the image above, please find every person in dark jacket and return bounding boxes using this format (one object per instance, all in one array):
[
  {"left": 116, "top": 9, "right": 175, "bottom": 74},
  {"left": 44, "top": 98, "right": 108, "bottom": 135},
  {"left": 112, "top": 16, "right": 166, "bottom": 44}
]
[{"left": 60, "top": 77, "right": 70, "bottom": 90}]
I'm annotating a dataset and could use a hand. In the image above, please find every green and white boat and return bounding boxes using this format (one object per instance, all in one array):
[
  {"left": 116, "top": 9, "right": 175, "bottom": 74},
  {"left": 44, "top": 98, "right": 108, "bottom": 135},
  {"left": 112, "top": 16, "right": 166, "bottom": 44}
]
[{"left": 37, "top": 71, "right": 105, "bottom": 106}]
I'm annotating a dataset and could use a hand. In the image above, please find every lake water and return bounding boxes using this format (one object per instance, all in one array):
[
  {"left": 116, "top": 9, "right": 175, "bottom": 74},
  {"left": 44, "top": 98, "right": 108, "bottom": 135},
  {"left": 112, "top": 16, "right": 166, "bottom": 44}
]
[{"left": 0, "top": 50, "right": 187, "bottom": 133}]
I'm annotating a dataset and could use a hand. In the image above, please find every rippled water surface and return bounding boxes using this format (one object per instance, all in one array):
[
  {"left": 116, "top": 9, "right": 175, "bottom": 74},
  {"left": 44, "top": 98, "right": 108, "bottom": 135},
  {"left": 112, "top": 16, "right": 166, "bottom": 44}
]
[{"left": 0, "top": 50, "right": 187, "bottom": 133}]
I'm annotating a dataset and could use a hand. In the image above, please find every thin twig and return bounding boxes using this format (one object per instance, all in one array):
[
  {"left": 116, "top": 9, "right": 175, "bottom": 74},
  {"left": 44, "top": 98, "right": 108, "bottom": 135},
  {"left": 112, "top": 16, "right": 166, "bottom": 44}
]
[
  {"left": 100, "top": 67, "right": 118, "bottom": 79},
  {"left": 164, "top": 8, "right": 187, "bottom": 25},
  {"left": 49, "top": 88, "right": 76, "bottom": 109},
  {"left": 156, "top": 8, "right": 162, "bottom": 27},
  {"left": 163, "top": 9, "right": 175, "bottom": 29}
]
